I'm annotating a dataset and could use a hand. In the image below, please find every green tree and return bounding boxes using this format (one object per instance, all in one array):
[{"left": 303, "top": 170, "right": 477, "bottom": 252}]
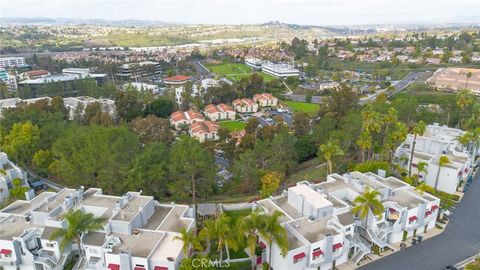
[
  {"left": 292, "top": 112, "right": 311, "bottom": 136},
  {"left": 2, "top": 121, "right": 41, "bottom": 166},
  {"left": 174, "top": 228, "right": 202, "bottom": 259},
  {"left": 50, "top": 209, "right": 105, "bottom": 253},
  {"left": 199, "top": 213, "right": 237, "bottom": 261},
  {"left": 33, "top": 149, "right": 54, "bottom": 176},
  {"left": 169, "top": 136, "right": 215, "bottom": 205},
  {"left": 9, "top": 178, "right": 29, "bottom": 199},
  {"left": 434, "top": 155, "right": 451, "bottom": 191},
  {"left": 260, "top": 171, "right": 282, "bottom": 198},
  {"left": 130, "top": 115, "right": 174, "bottom": 145},
  {"left": 50, "top": 126, "right": 139, "bottom": 194},
  {"left": 258, "top": 211, "right": 289, "bottom": 269},
  {"left": 237, "top": 209, "right": 266, "bottom": 270},
  {"left": 127, "top": 143, "right": 170, "bottom": 196},
  {"left": 352, "top": 188, "right": 384, "bottom": 237},
  {"left": 318, "top": 140, "right": 344, "bottom": 174},
  {"left": 408, "top": 121, "right": 426, "bottom": 177}
]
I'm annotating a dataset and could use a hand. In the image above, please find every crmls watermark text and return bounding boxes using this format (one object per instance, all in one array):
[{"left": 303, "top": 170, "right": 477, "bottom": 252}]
[{"left": 191, "top": 259, "right": 231, "bottom": 268}]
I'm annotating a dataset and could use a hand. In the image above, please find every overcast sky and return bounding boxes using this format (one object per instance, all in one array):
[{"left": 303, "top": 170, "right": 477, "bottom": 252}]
[{"left": 1, "top": 0, "right": 479, "bottom": 25}]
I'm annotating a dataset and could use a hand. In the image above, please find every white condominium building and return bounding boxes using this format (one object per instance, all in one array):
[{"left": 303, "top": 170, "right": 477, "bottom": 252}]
[
  {"left": 0, "top": 187, "right": 195, "bottom": 270},
  {"left": 0, "top": 57, "right": 26, "bottom": 68},
  {"left": 254, "top": 171, "right": 440, "bottom": 270},
  {"left": 394, "top": 124, "right": 475, "bottom": 194},
  {"left": 0, "top": 152, "right": 28, "bottom": 203}
]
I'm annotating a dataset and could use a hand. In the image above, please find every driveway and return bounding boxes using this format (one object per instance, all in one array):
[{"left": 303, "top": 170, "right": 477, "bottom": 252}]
[{"left": 360, "top": 168, "right": 480, "bottom": 270}]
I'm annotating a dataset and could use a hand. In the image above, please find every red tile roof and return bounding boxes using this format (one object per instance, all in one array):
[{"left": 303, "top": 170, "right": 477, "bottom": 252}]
[
  {"left": 25, "top": 69, "right": 49, "bottom": 76},
  {"left": 205, "top": 104, "right": 220, "bottom": 114},
  {"left": 233, "top": 98, "right": 256, "bottom": 107},
  {"left": 253, "top": 93, "right": 276, "bottom": 101},
  {"left": 164, "top": 75, "right": 190, "bottom": 82},
  {"left": 186, "top": 109, "right": 204, "bottom": 121},
  {"left": 170, "top": 111, "right": 187, "bottom": 122},
  {"left": 218, "top": 103, "right": 235, "bottom": 112},
  {"left": 191, "top": 121, "right": 219, "bottom": 134}
]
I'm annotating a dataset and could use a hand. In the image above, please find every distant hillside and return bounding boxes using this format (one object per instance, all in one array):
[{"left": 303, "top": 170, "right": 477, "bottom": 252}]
[{"left": 2, "top": 17, "right": 178, "bottom": 27}]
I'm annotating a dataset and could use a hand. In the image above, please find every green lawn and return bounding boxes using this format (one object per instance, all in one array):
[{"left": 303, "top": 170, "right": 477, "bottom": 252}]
[
  {"left": 284, "top": 101, "right": 320, "bottom": 114},
  {"left": 219, "top": 121, "right": 246, "bottom": 132},
  {"left": 287, "top": 157, "right": 327, "bottom": 185},
  {"left": 205, "top": 62, "right": 276, "bottom": 82}
]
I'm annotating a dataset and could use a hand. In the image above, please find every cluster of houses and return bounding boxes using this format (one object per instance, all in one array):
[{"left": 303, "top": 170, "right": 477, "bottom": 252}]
[
  {"left": 426, "top": 67, "right": 480, "bottom": 96},
  {"left": 253, "top": 171, "right": 441, "bottom": 270},
  {"left": 0, "top": 187, "right": 195, "bottom": 270},
  {"left": 394, "top": 124, "right": 477, "bottom": 194},
  {"left": 0, "top": 96, "right": 116, "bottom": 120},
  {"left": 0, "top": 170, "right": 447, "bottom": 270},
  {"left": 169, "top": 93, "right": 278, "bottom": 142}
]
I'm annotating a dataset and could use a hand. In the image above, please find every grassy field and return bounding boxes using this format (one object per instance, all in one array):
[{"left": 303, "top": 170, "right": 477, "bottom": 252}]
[
  {"left": 287, "top": 157, "right": 327, "bottom": 185},
  {"left": 219, "top": 120, "right": 246, "bottom": 132},
  {"left": 284, "top": 101, "right": 320, "bottom": 115},
  {"left": 205, "top": 62, "right": 276, "bottom": 82}
]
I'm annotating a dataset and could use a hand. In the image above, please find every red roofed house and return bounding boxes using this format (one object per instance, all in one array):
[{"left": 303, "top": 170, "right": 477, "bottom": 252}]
[
  {"left": 232, "top": 98, "right": 258, "bottom": 113},
  {"left": 190, "top": 121, "right": 219, "bottom": 142},
  {"left": 253, "top": 93, "right": 278, "bottom": 107},
  {"left": 20, "top": 69, "right": 50, "bottom": 80},
  {"left": 169, "top": 109, "right": 204, "bottom": 130},
  {"left": 164, "top": 75, "right": 191, "bottom": 105},
  {"left": 203, "top": 103, "right": 236, "bottom": 121}
]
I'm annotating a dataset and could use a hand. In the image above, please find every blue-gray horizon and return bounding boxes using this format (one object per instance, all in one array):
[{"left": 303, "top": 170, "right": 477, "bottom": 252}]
[{"left": 0, "top": 0, "right": 479, "bottom": 26}]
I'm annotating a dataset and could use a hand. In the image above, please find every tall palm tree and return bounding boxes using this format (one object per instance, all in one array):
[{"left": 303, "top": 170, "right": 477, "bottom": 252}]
[
  {"left": 408, "top": 121, "right": 426, "bottom": 177},
  {"left": 50, "top": 209, "right": 105, "bottom": 254},
  {"left": 357, "top": 131, "right": 372, "bottom": 163},
  {"left": 458, "top": 133, "right": 471, "bottom": 152},
  {"left": 381, "top": 108, "right": 399, "bottom": 160},
  {"left": 237, "top": 209, "right": 266, "bottom": 270},
  {"left": 362, "top": 105, "right": 383, "bottom": 159},
  {"left": 199, "top": 213, "right": 238, "bottom": 262},
  {"left": 456, "top": 89, "right": 474, "bottom": 129},
  {"left": 257, "top": 211, "right": 289, "bottom": 270},
  {"left": 352, "top": 188, "right": 384, "bottom": 240},
  {"left": 387, "top": 122, "right": 408, "bottom": 163},
  {"left": 434, "top": 155, "right": 451, "bottom": 191},
  {"left": 465, "top": 71, "right": 472, "bottom": 88},
  {"left": 174, "top": 228, "right": 201, "bottom": 259},
  {"left": 318, "top": 140, "right": 344, "bottom": 174},
  {"left": 416, "top": 161, "right": 428, "bottom": 183}
]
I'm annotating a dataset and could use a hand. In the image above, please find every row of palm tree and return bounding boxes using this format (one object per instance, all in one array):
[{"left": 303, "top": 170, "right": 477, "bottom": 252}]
[{"left": 175, "top": 210, "right": 288, "bottom": 270}]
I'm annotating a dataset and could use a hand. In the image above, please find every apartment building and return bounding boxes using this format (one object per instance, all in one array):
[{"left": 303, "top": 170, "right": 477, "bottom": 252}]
[
  {"left": 394, "top": 124, "right": 474, "bottom": 194},
  {"left": 0, "top": 57, "right": 26, "bottom": 68},
  {"left": 0, "top": 68, "right": 18, "bottom": 93},
  {"left": 232, "top": 98, "right": 258, "bottom": 113},
  {"left": 426, "top": 67, "right": 480, "bottom": 96},
  {"left": 0, "top": 187, "right": 195, "bottom": 270},
  {"left": 245, "top": 58, "right": 299, "bottom": 78},
  {"left": 63, "top": 96, "right": 116, "bottom": 121},
  {"left": 19, "top": 70, "right": 51, "bottom": 80},
  {"left": 0, "top": 152, "right": 28, "bottom": 203},
  {"left": 163, "top": 75, "right": 191, "bottom": 105},
  {"left": 169, "top": 109, "right": 204, "bottom": 130},
  {"left": 254, "top": 171, "right": 440, "bottom": 270},
  {"left": 190, "top": 121, "right": 219, "bottom": 142},
  {"left": 253, "top": 93, "right": 278, "bottom": 107},
  {"left": 115, "top": 61, "right": 162, "bottom": 81},
  {"left": 203, "top": 103, "right": 236, "bottom": 121}
]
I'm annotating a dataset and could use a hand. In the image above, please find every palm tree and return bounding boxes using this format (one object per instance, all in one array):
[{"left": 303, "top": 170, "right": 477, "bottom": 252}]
[
  {"left": 352, "top": 188, "right": 384, "bottom": 240},
  {"left": 199, "top": 213, "right": 237, "bottom": 262},
  {"left": 174, "top": 228, "right": 201, "bottom": 259},
  {"left": 387, "top": 122, "right": 408, "bottom": 163},
  {"left": 465, "top": 71, "right": 472, "bottom": 88},
  {"left": 381, "top": 108, "right": 399, "bottom": 160},
  {"left": 237, "top": 209, "right": 266, "bottom": 270},
  {"left": 456, "top": 89, "right": 474, "bottom": 129},
  {"left": 318, "top": 140, "right": 344, "bottom": 174},
  {"left": 458, "top": 133, "right": 471, "bottom": 152},
  {"left": 408, "top": 121, "right": 426, "bottom": 177},
  {"left": 257, "top": 211, "right": 289, "bottom": 270},
  {"left": 434, "top": 155, "right": 451, "bottom": 191},
  {"left": 415, "top": 182, "right": 431, "bottom": 194},
  {"left": 357, "top": 131, "right": 372, "bottom": 163},
  {"left": 416, "top": 161, "right": 428, "bottom": 183},
  {"left": 50, "top": 210, "right": 105, "bottom": 254},
  {"left": 362, "top": 105, "right": 383, "bottom": 159}
]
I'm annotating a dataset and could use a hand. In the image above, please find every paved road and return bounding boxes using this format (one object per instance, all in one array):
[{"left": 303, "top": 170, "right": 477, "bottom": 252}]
[{"left": 361, "top": 168, "right": 480, "bottom": 270}]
